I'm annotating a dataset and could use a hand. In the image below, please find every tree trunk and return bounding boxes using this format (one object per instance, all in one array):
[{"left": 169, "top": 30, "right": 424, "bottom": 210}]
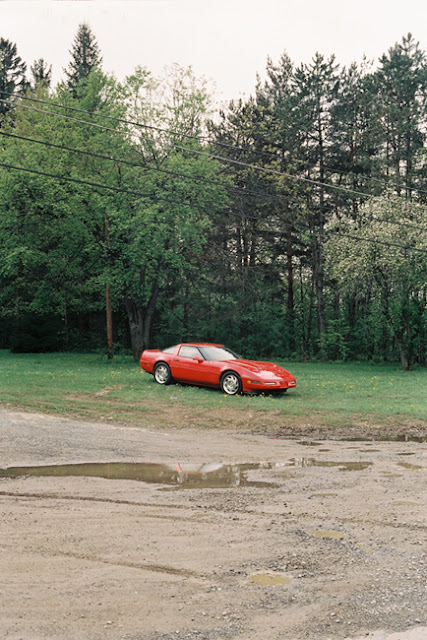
[
  {"left": 307, "top": 267, "right": 316, "bottom": 358},
  {"left": 315, "top": 91, "right": 327, "bottom": 354},
  {"left": 312, "top": 230, "right": 326, "bottom": 352},
  {"left": 286, "top": 222, "right": 295, "bottom": 352},
  {"left": 106, "top": 284, "right": 113, "bottom": 360},
  {"left": 398, "top": 341, "right": 410, "bottom": 371},
  {"left": 125, "top": 280, "right": 159, "bottom": 361},
  {"left": 143, "top": 281, "right": 159, "bottom": 349},
  {"left": 124, "top": 297, "right": 144, "bottom": 361}
]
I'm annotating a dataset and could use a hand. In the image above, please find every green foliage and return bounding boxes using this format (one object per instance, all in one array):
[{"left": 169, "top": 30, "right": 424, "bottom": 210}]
[
  {"left": 318, "top": 319, "right": 351, "bottom": 361},
  {"left": 326, "top": 195, "right": 427, "bottom": 368},
  {"left": 0, "top": 29, "right": 426, "bottom": 368}
]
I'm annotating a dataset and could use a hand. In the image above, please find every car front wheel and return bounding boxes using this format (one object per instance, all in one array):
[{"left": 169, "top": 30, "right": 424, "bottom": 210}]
[
  {"left": 220, "top": 372, "right": 242, "bottom": 395},
  {"left": 154, "top": 362, "right": 172, "bottom": 385}
]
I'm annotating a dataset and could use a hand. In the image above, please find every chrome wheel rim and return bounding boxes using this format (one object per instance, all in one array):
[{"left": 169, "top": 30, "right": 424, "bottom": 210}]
[
  {"left": 155, "top": 364, "right": 169, "bottom": 384},
  {"left": 222, "top": 373, "right": 240, "bottom": 395}
]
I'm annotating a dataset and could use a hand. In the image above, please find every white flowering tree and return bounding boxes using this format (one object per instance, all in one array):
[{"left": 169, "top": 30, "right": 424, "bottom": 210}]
[{"left": 326, "top": 195, "right": 427, "bottom": 369}]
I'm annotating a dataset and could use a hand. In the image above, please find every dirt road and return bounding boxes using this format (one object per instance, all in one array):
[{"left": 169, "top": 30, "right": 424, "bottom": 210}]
[{"left": 0, "top": 408, "right": 426, "bottom": 640}]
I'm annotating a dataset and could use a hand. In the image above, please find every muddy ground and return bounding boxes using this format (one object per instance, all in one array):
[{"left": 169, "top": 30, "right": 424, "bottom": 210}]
[{"left": 0, "top": 407, "right": 426, "bottom": 640}]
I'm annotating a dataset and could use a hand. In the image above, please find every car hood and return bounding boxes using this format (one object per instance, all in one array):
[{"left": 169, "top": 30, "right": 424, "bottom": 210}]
[{"left": 232, "top": 360, "right": 294, "bottom": 379}]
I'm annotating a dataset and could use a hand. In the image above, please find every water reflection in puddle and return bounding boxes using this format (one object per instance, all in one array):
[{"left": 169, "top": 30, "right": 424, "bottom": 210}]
[
  {"left": 290, "top": 458, "right": 373, "bottom": 472},
  {"left": 0, "top": 455, "right": 377, "bottom": 489},
  {"left": 0, "top": 462, "right": 279, "bottom": 489}
]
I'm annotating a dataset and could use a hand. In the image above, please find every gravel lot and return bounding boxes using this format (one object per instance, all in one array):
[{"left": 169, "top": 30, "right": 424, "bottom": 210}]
[{"left": 0, "top": 408, "right": 426, "bottom": 640}]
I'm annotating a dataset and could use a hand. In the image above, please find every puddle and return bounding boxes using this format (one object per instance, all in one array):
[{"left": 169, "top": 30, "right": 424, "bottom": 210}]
[
  {"left": 381, "top": 472, "right": 403, "bottom": 478},
  {"left": 344, "top": 435, "right": 426, "bottom": 443},
  {"left": 397, "top": 462, "right": 423, "bottom": 471},
  {"left": 0, "top": 461, "right": 279, "bottom": 489},
  {"left": 397, "top": 452, "right": 415, "bottom": 456},
  {"left": 290, "top": 458, "right": 373, "bottom": 472},
  {"left": 313, "top": 530, "right": 347, "bottom": 540},
  {"left": 246, "top": 573, "right": 292, "bottom": 587},
  {"left": 273, "top": 434, "right": 426, "bottom": 443}
]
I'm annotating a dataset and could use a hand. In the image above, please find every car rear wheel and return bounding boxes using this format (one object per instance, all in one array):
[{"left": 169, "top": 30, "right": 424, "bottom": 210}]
[
  {"left": 220, "top": 372, "right": 242, "bottom": 395},
  {"left": 154, "top": 362, "right": 172, "bottom": 385}
]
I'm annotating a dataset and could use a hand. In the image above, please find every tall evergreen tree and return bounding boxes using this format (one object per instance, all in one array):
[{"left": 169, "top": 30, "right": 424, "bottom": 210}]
[
  {"left": 0, "top": 38, "right": 27, "bottom": 123},
  {"left": 30, "top": 58, "right": 52, "bottom": 90},
  {"left": 255, "top": 53, "right": 308, "bottom": 354},
  {"left": 292, "top": 54, "right": 340, "bottom": 353},
  {"left": 375, "top": 34, "right": 427, "bottom": 195},
  {"left": 64, "top": 23, "right": 102, "bottom": 97}
]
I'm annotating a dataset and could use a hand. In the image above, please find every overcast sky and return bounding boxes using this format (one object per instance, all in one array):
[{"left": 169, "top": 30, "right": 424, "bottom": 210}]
[{"left": 2, "top": 0, "right": 426, "bottom": 107}]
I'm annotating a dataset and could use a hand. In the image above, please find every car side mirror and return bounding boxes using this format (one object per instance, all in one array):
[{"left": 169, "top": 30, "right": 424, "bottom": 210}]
[{"left": 194, "top": 356, "right": 204, "bottom": 363}]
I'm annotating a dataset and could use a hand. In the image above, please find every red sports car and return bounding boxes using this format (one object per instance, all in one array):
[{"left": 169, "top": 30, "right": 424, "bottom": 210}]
[{"left": 140, "top": 343, "right": 297, "bottom": 395}]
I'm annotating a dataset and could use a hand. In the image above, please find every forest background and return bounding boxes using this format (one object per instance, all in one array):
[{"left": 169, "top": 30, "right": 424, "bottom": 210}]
[{"left": 0, "top": 25, "right": 426, "bottom": 370}]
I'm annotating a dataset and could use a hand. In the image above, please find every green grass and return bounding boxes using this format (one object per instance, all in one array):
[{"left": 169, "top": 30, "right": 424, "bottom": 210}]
[{"left": 0, "top": 350, "right": 426, "bottom": 434}]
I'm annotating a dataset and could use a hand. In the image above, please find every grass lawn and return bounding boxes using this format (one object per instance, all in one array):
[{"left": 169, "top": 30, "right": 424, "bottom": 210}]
[{"left": 0, "top": 350, "right": 426, "bottom": 437}]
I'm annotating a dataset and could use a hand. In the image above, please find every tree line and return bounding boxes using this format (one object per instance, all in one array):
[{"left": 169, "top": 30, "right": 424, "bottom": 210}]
[{"left": 0, "top": 25, "right": 426, "bottom": 369}]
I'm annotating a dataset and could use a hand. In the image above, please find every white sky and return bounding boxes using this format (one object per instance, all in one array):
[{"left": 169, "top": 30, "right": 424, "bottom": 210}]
[{"left": 2, "top": 0, "right": 426, "bottom": 107}]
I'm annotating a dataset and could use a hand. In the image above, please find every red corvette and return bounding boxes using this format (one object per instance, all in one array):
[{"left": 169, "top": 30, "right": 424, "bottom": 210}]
[{"left": 140, "top": 343, "right": 297, "bottom": 395}]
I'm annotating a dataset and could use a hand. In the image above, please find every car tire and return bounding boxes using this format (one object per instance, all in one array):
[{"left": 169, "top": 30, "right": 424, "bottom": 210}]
[
  {"left": 153, "top": 362, "right": 172, "bottom": 385},
  {"left": 220, "top": 371, "right": 242, "bottom": 396}
]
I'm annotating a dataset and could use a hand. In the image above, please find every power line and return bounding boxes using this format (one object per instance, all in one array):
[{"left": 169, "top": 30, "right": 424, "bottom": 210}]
[
  {"left": 2, "top": 95, "right": 375, "bottom": 200},
  {"left": 3, "top": 88, "right": 427, "bottom": 199},
  {"left": 0, "top": 130, "right": 290, "bottom": 204},
  {"left": 0, "top": 90, "right": 254, "bottom": 156},
  {"left": 0, "top": 94, "right": 413, "bottom": 206},
  {"left": 0, "top": 98, "right": 124, "bottom": 137},
  {"left": 1, "top": 160, "right": 426, "bottom": 255},
  {"left": 326, "top": 228, "right": 427, "bottom": 255},
  {"left": 2, "top": 128, "right": 426, "bottom": 233},
  {"left": 0, "top": 160, "right": 217, "bottom": 209},
  {"left": 2, "top": 105, "right": 426, "bottom": 232}
]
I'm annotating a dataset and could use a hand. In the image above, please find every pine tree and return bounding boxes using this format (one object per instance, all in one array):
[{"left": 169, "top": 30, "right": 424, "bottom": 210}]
[
  {"left": 64, "top": 23, "right": 102, "bottom": 97},
  {"left": 30, "top": 58, "right": 52, "bottom": 90},
  {"left": 375, "top": 34, "right": 427, "bottom": 195},
  {"left": 0, "top": 38, "right": 28, "bottom": 122}
]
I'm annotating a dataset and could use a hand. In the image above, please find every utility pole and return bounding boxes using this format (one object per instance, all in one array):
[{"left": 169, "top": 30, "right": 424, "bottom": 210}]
[{"left": 105, "top": 215, "right": 113, "bottom": 360}]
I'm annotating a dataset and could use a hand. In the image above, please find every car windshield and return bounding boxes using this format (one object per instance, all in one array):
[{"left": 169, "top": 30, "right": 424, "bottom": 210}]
[{"left": 199, "top": 346, "right": 240, "bottom": 361}]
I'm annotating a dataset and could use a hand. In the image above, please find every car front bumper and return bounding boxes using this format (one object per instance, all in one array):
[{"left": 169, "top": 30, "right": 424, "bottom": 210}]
[{"left": 244, "top": 378, "right": 297, "bottom": 392}]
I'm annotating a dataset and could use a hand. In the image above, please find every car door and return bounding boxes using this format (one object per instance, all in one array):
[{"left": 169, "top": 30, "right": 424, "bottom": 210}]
[{"left": 172, "top": 346, "right": 218, "bottom": 385}]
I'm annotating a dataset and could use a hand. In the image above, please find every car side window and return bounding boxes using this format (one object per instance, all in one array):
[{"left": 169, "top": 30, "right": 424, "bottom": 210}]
[
  {"left": 162, "top": 345, "right": 177, "bottom": 354},
  {"left": 178, "top": 346, "right": 203, "bottom": 359}
]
